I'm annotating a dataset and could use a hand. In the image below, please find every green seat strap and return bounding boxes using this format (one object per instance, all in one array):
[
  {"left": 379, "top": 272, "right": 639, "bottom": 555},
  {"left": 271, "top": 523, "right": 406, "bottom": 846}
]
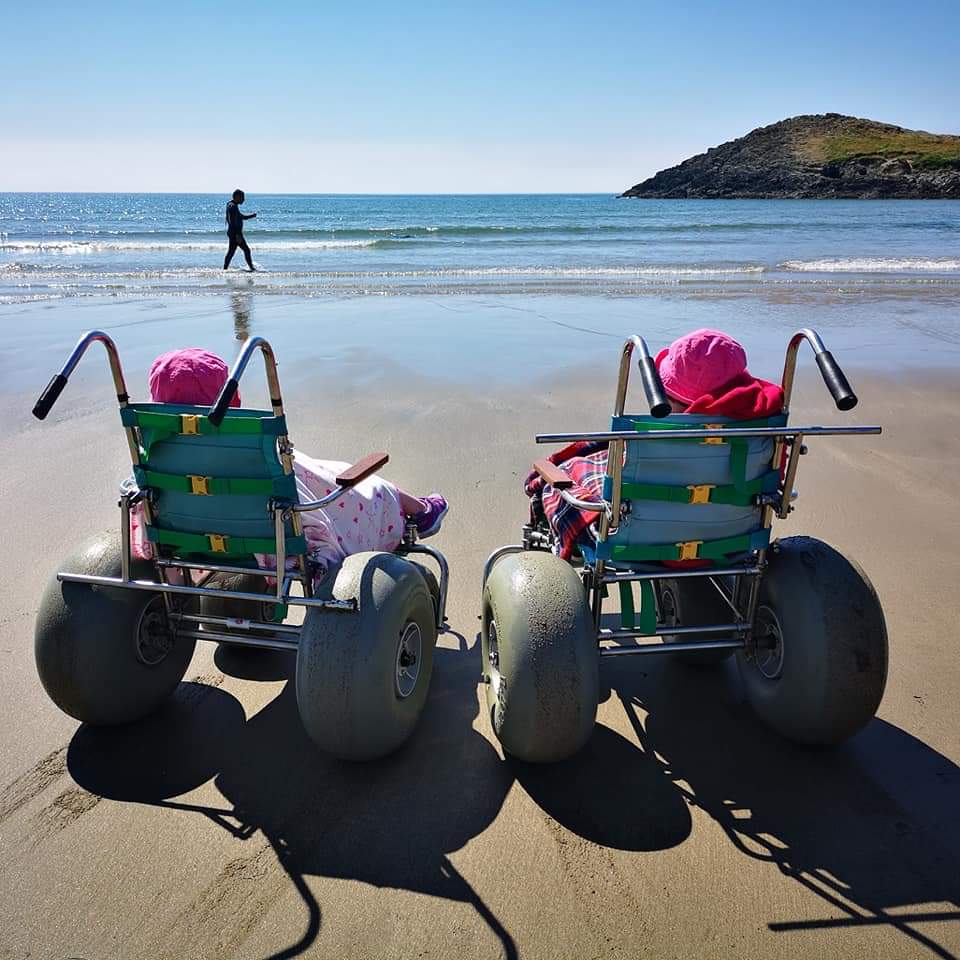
[
  {"left": 120, "top": 408, "right": 286, "bottom": 457},
  {"left": 608, "top": 528, "right": 770, "bottom": 564},
  {"left": 146, "top": 526, "right": 305, "bottom": 557},
  {"left": 138, "top": 469, "right": 284, "bottom": 497},
  {"left": 639, "top": 581, "right": 656, "bottom": 633},
  {"left": 631, "top": 415, "right": 776, "bottom": 437},
  {"left": 617, "top": 580, "right": 657, "bottom": 633},
  {"left": 730, "top": 439, "right": 748, "bottom": 491},
  {"left": 620, "top": 470, "right": 776, "bottom": 508},
  {"left": 618, "top": 581, "right": 635, "bottom": 629},
  {"left": 121, "top": 408, "right": 280, "bottom": 435}
]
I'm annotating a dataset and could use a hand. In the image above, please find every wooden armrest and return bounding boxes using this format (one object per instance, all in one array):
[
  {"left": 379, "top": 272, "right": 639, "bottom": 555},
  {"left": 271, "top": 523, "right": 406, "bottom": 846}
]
[
  {"left": 336, "top": 452, "right": 389, "bottom": 487},
  {"left": 533, "top": 458, "right": 573, "bottom": 489}
]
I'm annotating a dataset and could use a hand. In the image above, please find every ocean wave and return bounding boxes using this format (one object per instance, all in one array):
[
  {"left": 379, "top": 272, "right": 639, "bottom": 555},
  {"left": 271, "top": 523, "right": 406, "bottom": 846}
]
[
  {"left": 0, "top": 263, "right": 766, "bottom": 279},
  {"left": 0, "top": 239, "right": 378, "bottom": 253},
  {"left": 2, "top": 220, "right": 898, "bottom": 248},
  {"left": 372, "top": 265, "right": 766, "bottom": 277},
  {"left": 780, "top": 257, "right": 960, "bottom": 273}
]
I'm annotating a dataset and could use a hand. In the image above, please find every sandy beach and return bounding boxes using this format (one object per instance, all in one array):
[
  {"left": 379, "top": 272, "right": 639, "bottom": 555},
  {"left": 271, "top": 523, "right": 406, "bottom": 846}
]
[{"left": 0, "top": 291, "right": 957, "bottom": 960}]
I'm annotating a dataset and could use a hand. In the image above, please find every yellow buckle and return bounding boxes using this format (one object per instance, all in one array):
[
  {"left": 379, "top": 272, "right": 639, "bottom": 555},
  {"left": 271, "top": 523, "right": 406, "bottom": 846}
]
[
  {"left": 701, "top": 423, "right": 726, "bottom": 445},
  {"left": 180, "top": 414, "right": 200, "bottom": 435},
  {"left": 687, "top": 484, "right": 715, "bottom": 505},
  {"left": 676, "top": 540, "right": 703, "bottom": 561},
  {"left": 188, "top": 475, "right": 211, "bottom": 496},
  {"left": 207, "top": 533, "right": 228, "bottom": 553}
]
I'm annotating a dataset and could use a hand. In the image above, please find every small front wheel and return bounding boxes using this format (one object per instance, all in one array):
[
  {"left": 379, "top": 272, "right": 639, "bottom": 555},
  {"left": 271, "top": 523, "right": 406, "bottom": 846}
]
[
  {"left": 296, "top": 552, "right": 437, "bottom": 760},
  {"left": 199, "top": 570, "right": 284, "bottom": 641},
  {"left": 737, "top": 536, "right": 888, "bottom": 745},
  {"left": 482, "top": 551, "right": 598, "bottom": 763},
  {"left": 655, "top": 576, "right": 735, "bottom": 665}
]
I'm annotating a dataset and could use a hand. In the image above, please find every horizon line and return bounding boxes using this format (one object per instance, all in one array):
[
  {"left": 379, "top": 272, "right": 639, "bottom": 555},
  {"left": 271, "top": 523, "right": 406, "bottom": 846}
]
[{"left": 0, "top": 190, "right": 623, "bottom": 197}]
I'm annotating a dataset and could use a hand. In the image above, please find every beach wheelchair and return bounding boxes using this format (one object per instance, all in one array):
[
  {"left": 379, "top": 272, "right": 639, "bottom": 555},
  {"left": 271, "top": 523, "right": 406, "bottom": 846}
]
[
  {"left": 482, "top": 330, "right": 887, "bottom": 763},
  {"left": 31, "top": 331, "right": 449, "bottom": 760}
]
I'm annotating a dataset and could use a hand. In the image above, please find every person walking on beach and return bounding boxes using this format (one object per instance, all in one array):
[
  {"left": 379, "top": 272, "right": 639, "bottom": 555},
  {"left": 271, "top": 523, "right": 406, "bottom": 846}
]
[{"left": 223, "top": 189, "right": 257, "bottom": 270}]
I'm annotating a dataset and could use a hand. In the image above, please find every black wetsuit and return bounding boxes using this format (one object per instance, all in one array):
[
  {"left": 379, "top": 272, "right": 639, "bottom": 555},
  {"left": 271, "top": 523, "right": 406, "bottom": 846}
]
[{"left": 224, "top": 200, "right": 254, "bottom": 269}]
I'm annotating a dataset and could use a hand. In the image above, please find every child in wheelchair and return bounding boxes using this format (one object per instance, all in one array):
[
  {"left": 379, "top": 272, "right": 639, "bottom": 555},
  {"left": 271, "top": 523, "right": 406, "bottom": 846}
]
[
  {"left": 130, "top": 347, "right": 448, "bottom": 576},
  {"left": 524, "top": 329, "right": 784, "bottom": 560}
]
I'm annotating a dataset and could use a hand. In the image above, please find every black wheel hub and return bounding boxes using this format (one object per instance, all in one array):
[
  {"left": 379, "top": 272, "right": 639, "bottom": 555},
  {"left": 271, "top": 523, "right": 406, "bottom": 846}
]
[
  {"left": 135, "top": 596, "right": 174, "bottom": 666},
  {"left": 752, "top": 605, "right": 784, "bottom": 680},
  {"left": 395, "top": 621, "right": 422, "bottom": 699}
]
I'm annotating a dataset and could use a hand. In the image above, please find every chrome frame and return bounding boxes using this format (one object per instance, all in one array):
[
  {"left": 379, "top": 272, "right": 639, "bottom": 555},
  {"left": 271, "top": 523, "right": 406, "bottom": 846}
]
[
  {"left": 41, "top": 331, "right": 452, "bottom": 655},
  {"left": 483, "top": 328, "right": 882, "bottom": 663}
]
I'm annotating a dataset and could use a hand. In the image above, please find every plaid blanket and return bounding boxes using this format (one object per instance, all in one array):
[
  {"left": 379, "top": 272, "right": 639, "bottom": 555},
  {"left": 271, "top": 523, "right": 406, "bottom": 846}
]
[
  {"left": 523, "top": 371, "right": 786, "bottom": 562},
  {"left": 524, "top": 440, "right": 610, "bottom": 560}
]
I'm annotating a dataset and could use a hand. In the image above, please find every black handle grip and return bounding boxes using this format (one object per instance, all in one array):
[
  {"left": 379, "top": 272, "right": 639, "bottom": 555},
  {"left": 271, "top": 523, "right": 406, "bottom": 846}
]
[
  {"left": 815, "top": 350, "right": 857, "bottom": 411},
  {"left": 638, "top": 355, "right": 671, "bottom": 419},
  {"left": 32, "top": 374, "right": 68, "bottom": 420},
  {"left": 208, "top": 377, "right": 239, "bottom": 426}
]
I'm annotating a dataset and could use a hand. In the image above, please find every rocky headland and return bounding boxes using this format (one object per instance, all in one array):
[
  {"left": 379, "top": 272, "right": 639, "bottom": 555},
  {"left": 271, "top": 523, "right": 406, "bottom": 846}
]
[{"left": 621, "top": 114, "right": 960, "bottom": 199}]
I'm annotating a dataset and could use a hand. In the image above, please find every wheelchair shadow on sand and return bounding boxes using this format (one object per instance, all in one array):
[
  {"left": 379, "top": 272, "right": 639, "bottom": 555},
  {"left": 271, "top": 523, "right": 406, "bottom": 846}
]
[
  {"left": 66, "top": 637, "right": 518, "bottom": 960},
  {"left": 65, "top": 634, "right": 960, "bottom": 960},
  {"left": 514, "top": 652, "right": 960, "bottom": 960}
]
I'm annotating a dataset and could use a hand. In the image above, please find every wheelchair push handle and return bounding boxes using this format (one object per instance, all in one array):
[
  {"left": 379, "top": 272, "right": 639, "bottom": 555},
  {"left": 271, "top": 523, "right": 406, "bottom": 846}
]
[
  {"left": 815, "top": 350, "right": 857, "bottom": 411},
  {"left": 31, "top": 329, "right": 129, "bottom": 421},
  {"left": 783, "top": 329, "right": 858, "bottom": 413},
  {"left": 32, "top": 374, "right": 68, "bottom": 420},
  {"left": 207, "top": 336, "right": 284, "bottom": 427},
  {"left": 638, "top": 353, "right": 672, "bottom": 419},
  {"left": 208, "top": 377, "right": 240, "bottom": 427},
  {"left": 615, "top": 335, "right": 671, "bottom": 418}
]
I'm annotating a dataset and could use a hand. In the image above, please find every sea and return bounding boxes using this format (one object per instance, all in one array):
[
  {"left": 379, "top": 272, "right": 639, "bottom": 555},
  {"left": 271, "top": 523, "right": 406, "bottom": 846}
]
[
  {"left": 2, "top": 193, "right": 959, "bottom": 303},
  {"left": 2, "top": 193, "right": 960, "bottom": 390}
]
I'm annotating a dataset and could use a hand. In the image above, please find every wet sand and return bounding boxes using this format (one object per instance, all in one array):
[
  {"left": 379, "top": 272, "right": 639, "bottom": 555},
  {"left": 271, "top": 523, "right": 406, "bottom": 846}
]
[{"left": 0, "top": 298, "right": 958, "bottom": 959}]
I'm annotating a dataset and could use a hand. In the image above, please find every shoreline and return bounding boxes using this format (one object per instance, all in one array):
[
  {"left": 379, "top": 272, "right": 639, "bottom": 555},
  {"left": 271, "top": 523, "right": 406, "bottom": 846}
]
[{"left": 2, "top": 291, "right": 959, "bottom": 400}]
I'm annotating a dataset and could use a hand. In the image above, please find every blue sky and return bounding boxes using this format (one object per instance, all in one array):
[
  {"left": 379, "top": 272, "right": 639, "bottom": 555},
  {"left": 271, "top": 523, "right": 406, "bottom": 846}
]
[{"left": 2, "top": 0, "right": 958, "bottom": 192}]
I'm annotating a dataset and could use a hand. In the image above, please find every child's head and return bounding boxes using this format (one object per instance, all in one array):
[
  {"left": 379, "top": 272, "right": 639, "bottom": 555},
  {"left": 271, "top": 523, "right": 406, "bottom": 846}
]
[
  {"left": 232, "top": 189, "right": 245, "bottom": 203},
  {"left": 148, "top": 348, "right": 241, "bottom": 407},
  {"left": 655, "top": 329, "right": 748, "bottom": 408}
]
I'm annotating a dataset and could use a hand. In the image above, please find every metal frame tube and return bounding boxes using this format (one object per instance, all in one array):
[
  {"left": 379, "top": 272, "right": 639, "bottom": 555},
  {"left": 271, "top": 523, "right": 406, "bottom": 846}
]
[
  {"left": 120, "top": 494, "right": 132, "bottom": 581},
  {"left": 600, "top": 638, "right": 744, "bottom": 657},
  {"left": 600, "top": 622, "right": 745, "bottom": 640},
  {"left": 707, "top": 573, "right": 744, "bottom": 618},
  {"left": 157, "top": 558, "right": 285, "bottom": 579},
  {"left": 558, "top": 489, "right": 608, "bottom": 513},
  {"left": 613, "top": 335, "right": 655, "bottom": 416},
  {"left": 605, "top": 335, "right": 656, "bottom": 533},
  {"left": 778, "top": 435, "right": 805, "bottom": 519},
  {"left": 402, "top": 543, "right": 451, "bottom": 630},
  {"left": 481, "top": 544, "right": 526, "bottom": 587},
  {"left": 56, "top": 329, "right": 130, "bottom": 405},
  {"left": 536, "top": 425, "right": 880, "bottom": 444},
  {"left": 172, "top": 611, "right": 302, "bottom": 635},
  {"left": 226, "top": 336, "right": 286, "bottom": 418},
  {"left": 56, "top": 572, "right": 356, "bottom": 609},
  {"left": 602, "top": 565, "right": 761, "bottom": 582},
  {"left": 781, "top": 328, "right": 827, "bottom": 415},
  {"left": 273, "top": 507, "right": 286, "bottom": 601},
  {"left": 174, "top": 629, "right": 299, "bottom": 652},
  {"left": 292, "top": 487, "right": 348, "bottom": 512},
  {"left": 50, "top": 330, "right": 143, "bottom": 488}
]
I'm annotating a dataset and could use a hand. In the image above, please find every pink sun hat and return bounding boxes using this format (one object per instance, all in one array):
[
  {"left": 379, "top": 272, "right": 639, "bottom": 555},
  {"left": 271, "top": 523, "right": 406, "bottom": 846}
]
[
  {"left": 148, "top": 348, "right": 242, "bottom": 407},
  {"left": 655, "top": 329, "right": 748, "bottom": 404}
]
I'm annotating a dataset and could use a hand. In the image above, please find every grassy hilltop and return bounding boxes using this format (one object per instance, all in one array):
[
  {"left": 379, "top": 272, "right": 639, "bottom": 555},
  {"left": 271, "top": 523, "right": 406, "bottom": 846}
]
[{"left": 622, "top": 114, "right": 960, "bottom": 199}]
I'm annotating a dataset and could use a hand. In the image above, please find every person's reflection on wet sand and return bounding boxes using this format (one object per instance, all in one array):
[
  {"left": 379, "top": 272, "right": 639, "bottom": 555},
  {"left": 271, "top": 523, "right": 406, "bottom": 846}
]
[{"left": 230, "top": 290, "right": 253, "bottom": 341}]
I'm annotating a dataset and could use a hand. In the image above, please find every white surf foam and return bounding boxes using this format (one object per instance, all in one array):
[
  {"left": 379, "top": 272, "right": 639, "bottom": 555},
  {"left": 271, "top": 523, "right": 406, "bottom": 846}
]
[
  {"left": 0, "top": 239, "right": 378, "bottom": 253},
  {"left": 781, "top": 257, "right": 960, "bottom": 273}
]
